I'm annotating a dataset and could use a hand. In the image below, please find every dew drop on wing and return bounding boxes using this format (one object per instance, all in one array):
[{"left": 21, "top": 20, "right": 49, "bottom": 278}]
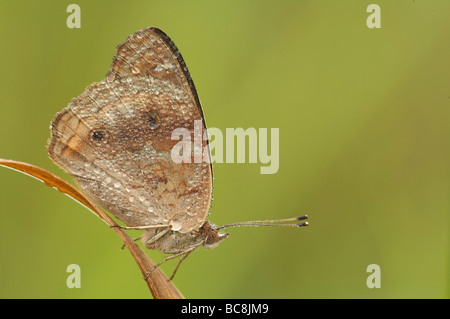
[
  {"left": 170, "top": 220, "right": 182, "bottom": 231},
  {"left": 106, "top": 70, "right": 115, "bottom": 83}
]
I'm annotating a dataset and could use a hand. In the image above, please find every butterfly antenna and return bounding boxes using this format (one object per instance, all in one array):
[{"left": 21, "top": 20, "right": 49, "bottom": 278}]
[{"left": 217, "top": 215, "right": 309, "bottom": 230}]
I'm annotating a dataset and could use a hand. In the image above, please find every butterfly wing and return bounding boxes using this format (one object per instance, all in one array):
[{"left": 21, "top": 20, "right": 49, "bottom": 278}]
[{"left": 48, "top": 27, "right": 212, "bottom": 233}]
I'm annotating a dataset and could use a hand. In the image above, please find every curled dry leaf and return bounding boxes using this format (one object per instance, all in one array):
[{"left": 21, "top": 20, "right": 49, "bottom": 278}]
[{"left": 0, "top": 158, "right": 184, "bottom": 299}]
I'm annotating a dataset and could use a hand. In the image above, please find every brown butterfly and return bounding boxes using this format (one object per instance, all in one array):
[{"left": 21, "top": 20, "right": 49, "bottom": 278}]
[{"left": 47, "top": 27, "right": 308, "bottom": 279}]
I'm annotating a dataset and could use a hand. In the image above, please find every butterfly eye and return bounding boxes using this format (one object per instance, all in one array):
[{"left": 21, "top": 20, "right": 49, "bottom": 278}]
[{"left": 90, "top": 128, "right": 109, "bottom": 144}]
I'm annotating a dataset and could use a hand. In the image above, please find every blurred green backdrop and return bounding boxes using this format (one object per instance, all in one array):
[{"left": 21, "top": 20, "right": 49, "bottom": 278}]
[{"left": 0, "top": 0, "right": 448, "bottom": 298}]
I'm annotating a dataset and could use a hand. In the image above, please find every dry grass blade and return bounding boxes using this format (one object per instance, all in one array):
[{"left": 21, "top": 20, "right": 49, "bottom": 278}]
[{"left": 0, "top": 158, "right": 184, "bottom": 299}]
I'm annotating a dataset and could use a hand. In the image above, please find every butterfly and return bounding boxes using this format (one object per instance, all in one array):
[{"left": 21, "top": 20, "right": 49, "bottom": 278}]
[{"left": 47, "top": 27, "right": 308, "bottom": 278}]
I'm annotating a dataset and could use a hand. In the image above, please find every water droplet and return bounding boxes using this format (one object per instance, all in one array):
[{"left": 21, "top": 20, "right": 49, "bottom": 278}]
[
  {"left": 126, "top": 211, "right": 132, "bottom": 217},
  {"left": 131, "top": 66, "right": 140, "bottom": 74},
  {"left": 114, "top": 181, "right": 121, "bottom": 188},
  {"left": 129, "top": 196, "right": 135, "bottom": 203},
  {"left": 139, "top": 195, "right": 145, "bottom": 202},
  {"left": 147, "top": 206, "right": 154, "bottom": 213},
  {"left": 106, "top": 70, "right": 115, "bottom": 82},
  {"left": 170, "top": 220, "right": 182, "bottom": 231},
  {"left": 135, "top": 31, "right": 143, "bottom": 39}
]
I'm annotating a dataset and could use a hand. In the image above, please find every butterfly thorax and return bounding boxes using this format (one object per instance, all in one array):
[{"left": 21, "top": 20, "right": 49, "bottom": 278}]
[{"left": 141, "top": 220, "right": 228, "bottom": 254}]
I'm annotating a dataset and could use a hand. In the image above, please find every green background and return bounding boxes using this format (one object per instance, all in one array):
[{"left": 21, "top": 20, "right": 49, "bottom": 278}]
[{"left": 0, "top": 0, "right": 448, "bottom": 298}]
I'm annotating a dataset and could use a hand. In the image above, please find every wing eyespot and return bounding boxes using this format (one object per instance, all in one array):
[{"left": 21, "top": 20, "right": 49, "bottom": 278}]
[
  {"left": 146, "top": 111, "right": 160, "bottom": 130},
  {"left": 90, "top": 128, "right": 109, "bottom": 144}
]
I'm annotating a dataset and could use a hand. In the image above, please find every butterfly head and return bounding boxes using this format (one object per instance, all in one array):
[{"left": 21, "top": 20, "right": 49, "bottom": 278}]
[{"left": 201, "top": 221, "right": 229, "bottom": 250}]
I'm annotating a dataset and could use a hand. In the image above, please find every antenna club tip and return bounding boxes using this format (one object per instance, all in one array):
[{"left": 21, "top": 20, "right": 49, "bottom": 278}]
[
  {"left": 296, "top": 215, "right": 309, "bottom": 220},
  {"left": 297, "top": 221, "right": 309, "bottom": 227}
]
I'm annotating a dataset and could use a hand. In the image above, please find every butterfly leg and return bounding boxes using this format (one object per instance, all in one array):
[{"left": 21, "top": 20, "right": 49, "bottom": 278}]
[
  {"left": 115, "top": 225, "right": 170, "bottom": 249},
  {"left": 120, "top": 235, "right": 142, "bottom": 250},
  {"left": 110, "top": 224, "right": 170, "bottom": 230},
  {"left": 144, "top": 244, "right": 201, "bottom": 281},
  {"left": 144, "top": 227, "right": 171, "bottom": 246},
  {"left": 169, "top": 250, "right": 193, "bottom": 280}
]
